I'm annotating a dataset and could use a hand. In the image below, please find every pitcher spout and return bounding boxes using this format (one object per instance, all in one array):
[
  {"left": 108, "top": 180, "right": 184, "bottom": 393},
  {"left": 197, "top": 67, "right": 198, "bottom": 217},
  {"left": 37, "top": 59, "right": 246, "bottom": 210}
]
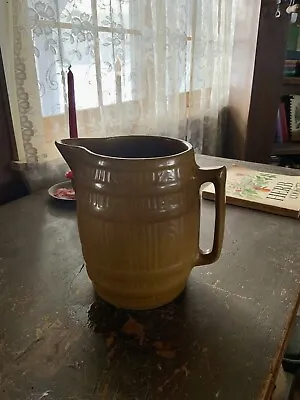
[{"left": 55, "top": 139, "right": 88, "bottom": 173}]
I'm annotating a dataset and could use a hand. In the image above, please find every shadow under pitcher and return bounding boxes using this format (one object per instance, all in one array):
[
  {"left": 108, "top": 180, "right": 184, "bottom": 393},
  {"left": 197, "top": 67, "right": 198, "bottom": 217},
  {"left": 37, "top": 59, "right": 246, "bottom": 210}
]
[{"left": 56, "top": 136, "right": 226, "bottom": 310}]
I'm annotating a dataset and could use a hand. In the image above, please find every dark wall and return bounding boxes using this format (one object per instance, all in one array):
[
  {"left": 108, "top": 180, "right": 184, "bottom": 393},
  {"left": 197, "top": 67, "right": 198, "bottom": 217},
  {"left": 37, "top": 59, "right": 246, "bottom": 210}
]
[{"left": 0, "top": 48, "right": 27, "bottom": 204}]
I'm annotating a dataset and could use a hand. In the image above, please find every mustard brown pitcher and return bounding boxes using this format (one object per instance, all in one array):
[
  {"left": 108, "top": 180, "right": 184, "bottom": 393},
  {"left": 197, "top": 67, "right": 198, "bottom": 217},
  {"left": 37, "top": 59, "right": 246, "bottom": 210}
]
[{"left": 56, "top": 136, "right": 226, "bottom": 310}]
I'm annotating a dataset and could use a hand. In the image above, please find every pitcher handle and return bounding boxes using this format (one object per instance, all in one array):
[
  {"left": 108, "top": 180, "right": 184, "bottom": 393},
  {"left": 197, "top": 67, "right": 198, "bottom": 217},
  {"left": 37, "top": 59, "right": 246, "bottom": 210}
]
[{"left": 195, "top": 166, "right": 226, "bottom": 266}]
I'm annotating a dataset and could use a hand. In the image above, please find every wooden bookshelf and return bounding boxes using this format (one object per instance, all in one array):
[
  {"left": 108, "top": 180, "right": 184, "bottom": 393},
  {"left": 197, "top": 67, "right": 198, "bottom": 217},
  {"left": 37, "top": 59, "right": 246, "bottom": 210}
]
[
  {"left": 282, "top": 77, "right": 300, "bottom": 95},
  {"left": 272, "top": 142, "right": 300, "bottom": 156}
]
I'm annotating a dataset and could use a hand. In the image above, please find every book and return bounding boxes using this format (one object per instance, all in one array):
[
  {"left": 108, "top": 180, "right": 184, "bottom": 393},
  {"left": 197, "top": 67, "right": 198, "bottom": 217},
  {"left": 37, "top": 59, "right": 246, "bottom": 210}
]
[
  {"left": 290, "top": 95, "right": 300, "bottom": 141},
  {"left": 287, "top": 24, "right": 300, "bottom": 51},
  {"left": 284, "top": 60, "right": 298, "bottom": 76},
  {"left": 202, "top": 166, "right": 300, "bottom": 219},
  {"left": 279, "top": 102, "right": 289, "bottom": 142},
  {"left": 282, "top": 95, "right": 292, "bottom": 137},
  {"left": 275, "top": 110, "right": 283, "bottom": 143},
  {"left": 276, "top": 109, "right": 283, "bottom": 143}
]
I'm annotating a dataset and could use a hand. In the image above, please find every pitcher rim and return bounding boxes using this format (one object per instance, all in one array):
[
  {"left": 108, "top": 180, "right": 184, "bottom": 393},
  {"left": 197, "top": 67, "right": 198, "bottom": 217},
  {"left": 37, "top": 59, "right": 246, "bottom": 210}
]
[{"left": 55, "top": 135, "right": 193, "bottom": 161}]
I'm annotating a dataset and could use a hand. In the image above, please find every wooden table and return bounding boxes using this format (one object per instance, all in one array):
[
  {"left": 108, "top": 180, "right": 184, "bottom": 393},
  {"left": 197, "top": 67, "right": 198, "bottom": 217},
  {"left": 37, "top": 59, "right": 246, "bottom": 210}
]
[{"left": 0, "top": 155, "right": 300, "bottom": 400}]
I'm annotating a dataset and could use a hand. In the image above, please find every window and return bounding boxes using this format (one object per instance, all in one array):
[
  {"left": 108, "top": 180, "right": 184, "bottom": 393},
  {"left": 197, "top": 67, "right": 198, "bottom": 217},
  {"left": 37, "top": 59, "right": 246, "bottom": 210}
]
[{"left": 29, "top": 0, "right": 193, "bottom": 117}]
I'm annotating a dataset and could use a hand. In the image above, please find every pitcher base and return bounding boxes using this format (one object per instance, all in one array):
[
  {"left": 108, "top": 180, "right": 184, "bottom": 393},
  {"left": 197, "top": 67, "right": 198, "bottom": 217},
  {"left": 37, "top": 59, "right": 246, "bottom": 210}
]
[{"left": 92, "top": 282, "right": 187, "bottom": 310}]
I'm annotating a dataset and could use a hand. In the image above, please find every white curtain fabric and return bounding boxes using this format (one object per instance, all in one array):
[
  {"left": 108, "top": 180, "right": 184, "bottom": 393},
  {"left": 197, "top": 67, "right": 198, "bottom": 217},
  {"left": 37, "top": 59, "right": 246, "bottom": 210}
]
[{"left": 2, "top": 0, "right": 237, "bottom": 167}]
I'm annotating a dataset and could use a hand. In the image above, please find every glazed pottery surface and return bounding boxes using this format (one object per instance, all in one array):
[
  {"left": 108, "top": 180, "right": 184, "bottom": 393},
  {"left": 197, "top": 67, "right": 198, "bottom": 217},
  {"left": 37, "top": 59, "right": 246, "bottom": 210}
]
[{"left": 56, "top": 136, "right": 226, "bottom": 309}]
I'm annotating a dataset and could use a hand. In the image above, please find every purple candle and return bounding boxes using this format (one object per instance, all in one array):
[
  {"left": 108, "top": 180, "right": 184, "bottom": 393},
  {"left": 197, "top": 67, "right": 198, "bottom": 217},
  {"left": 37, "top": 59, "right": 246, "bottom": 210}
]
[{"left": 67, "top": 66, "right": 78, "bottom": 138}]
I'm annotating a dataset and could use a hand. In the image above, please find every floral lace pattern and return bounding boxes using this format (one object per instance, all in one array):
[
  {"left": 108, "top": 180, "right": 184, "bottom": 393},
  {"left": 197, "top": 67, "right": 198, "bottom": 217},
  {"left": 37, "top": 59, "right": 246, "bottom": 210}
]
[{"left": 5, "top": 0, "right": 237, "bottom": 164}]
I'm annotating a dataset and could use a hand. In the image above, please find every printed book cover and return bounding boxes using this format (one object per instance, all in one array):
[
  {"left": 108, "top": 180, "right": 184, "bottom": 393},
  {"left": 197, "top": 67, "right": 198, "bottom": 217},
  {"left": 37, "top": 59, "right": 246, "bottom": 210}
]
[{"left": 202, "top": 167, "right": 300, "bottom": 218}]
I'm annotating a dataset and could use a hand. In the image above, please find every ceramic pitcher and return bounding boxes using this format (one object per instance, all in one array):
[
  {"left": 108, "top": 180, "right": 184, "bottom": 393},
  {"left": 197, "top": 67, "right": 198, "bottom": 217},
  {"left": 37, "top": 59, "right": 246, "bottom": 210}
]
[{"left": 56, "top": 136, "right": 226, "bottom": 310}]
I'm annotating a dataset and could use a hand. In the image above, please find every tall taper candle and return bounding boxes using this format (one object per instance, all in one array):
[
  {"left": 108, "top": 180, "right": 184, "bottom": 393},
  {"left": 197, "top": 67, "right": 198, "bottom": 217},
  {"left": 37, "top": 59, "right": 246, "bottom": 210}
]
[{"left": 67, "top": 66, "right": 78, "bottom": 138}]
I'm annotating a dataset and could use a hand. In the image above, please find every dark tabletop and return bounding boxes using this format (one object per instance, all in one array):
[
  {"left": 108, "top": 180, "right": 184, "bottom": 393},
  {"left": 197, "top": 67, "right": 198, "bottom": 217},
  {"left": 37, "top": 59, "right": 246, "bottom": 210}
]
[{"left": 0, "top": 155, "right": 300, "bottom": 400}]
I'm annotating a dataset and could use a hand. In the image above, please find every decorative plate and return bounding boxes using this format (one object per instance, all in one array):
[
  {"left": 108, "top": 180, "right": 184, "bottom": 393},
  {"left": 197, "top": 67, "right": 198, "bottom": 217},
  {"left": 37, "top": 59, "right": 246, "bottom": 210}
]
[{"left": 48, "top": 181, "right": 75, "bottom": 201}]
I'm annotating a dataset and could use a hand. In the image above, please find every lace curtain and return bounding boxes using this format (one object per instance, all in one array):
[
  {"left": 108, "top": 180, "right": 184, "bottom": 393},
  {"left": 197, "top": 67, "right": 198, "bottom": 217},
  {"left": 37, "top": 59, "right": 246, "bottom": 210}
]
[{"left": 2, "top": 0, "right": 237, "bottom": 173}]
